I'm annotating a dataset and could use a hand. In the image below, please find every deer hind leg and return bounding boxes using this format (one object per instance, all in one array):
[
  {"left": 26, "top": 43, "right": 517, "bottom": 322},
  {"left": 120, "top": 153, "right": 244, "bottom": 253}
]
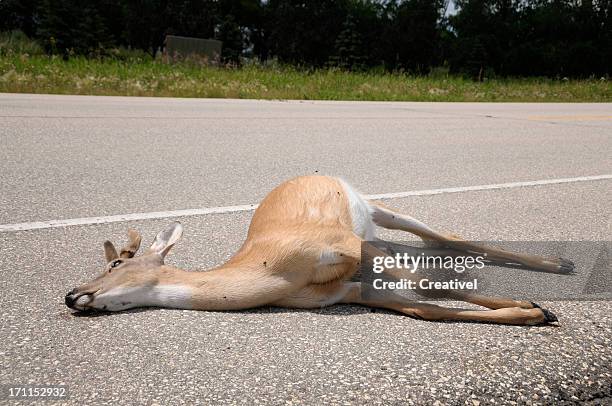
[
  {"left": 359, "top": 242, "right": 559, "bottom": 324},
  {"left": 368, "top": 201, "right": 574, "bottom": 273},
  {"left": 339, "top": 282, "right": 557, "bottom": 325}
]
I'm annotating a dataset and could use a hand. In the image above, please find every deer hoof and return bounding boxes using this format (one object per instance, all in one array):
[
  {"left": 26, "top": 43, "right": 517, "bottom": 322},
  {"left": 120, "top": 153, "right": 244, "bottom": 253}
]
[
  {"left": 558, "top": 258, "right": 575, "bottom": 273},
  {"left": 530, "top": 302, "right": 559, "bottom": 323},
  {"left": 541, "top": 307, "right": 558, "bottom": 323}
]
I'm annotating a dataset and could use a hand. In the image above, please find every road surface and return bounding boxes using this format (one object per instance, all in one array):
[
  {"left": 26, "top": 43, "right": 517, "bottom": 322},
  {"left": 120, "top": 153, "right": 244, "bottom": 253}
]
[{"left": 0, "top": 94, "right": 610, "bottom": 404}]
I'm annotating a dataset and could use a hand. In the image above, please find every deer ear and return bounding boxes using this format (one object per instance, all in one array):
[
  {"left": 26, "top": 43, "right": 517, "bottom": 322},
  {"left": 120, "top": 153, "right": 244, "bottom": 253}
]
[
  {"left": 120, "top": 229, "right": 142, "bottom": 258},
  {"left": 104, "top": 241, "right": 119, "bottom": 262},
  {"left": 149, "top": 222, "right": 183, "bottom": 259}
]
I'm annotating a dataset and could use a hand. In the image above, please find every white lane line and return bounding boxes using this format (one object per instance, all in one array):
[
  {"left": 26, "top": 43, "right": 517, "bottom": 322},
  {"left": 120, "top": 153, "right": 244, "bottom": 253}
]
[
  {"left": 0, "top": 204, "right": 258, "bottom": 233},
  {"left": 1, "top": 174, "right": 610, "bottom": 233},
  {"left": 364, "top": 174, "right": 612, "bottom": 200}
]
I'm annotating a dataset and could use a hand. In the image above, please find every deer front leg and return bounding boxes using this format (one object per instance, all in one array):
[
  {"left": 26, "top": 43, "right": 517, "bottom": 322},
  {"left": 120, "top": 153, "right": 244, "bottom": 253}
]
[
  {"left": 397, "top": 302, "right": 554, "bottom": 325},
  {"left": 369, "top": 202, "right": 574, "bottom": 273},
  {"left": 446, "top": 290, "right": 555, "bottom": 321}
]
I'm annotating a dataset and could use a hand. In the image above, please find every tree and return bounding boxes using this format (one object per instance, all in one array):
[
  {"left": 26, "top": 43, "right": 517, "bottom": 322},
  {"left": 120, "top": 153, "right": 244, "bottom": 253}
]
[
  {"left": 0, "top": 0, "right": 41, "bottom": 37},
  {"left": 165, "top": 0, "right": 217, "bottom": 39},
  {"left": 329, "top": 15, "right": 365, "bottom": 70},
  {"left": 122, "top": 0, "right": 170, "bottom": 56},
  {"left": 0, "top": 0, "right": 608, "bottom": 77},
  {"left": 36, "top": 0, "right": 120, "bottom": 55},
  {"left": 384, "top": 0, "right": 444, "bottom": 73},
  {"left": 450, "top": 0, "right": 611, "bottom": 77},
  {"left": 217, "top": 14, "right": 243, "bottom": 63},
  {"left": 216, "top": 0, "right": 265, "bottom": 62},
  {"left": 264, "top": 0, "right": 350, "bottom": 66}
]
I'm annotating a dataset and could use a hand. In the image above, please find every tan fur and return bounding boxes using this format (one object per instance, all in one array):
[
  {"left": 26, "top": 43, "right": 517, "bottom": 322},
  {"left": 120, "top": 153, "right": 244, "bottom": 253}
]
[{"left": 67, "top": 175, "right": 569, "bottom": 325}]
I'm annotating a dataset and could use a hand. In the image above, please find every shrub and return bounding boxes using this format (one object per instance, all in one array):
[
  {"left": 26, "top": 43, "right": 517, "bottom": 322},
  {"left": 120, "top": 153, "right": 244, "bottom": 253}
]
[{"left": 0, "top": 30, "right": 44, "bottom": 56}]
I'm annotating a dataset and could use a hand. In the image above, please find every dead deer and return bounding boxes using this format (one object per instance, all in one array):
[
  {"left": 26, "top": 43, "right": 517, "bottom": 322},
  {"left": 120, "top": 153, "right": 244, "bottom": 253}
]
[{"left": 65, "top": 176, "right": 573, "bottom": 325}]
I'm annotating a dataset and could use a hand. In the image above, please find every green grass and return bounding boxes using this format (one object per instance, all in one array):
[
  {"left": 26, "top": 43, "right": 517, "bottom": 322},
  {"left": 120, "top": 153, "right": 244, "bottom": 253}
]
[{"left": 0, "top": 54, "right": 610, "bottom": 102}]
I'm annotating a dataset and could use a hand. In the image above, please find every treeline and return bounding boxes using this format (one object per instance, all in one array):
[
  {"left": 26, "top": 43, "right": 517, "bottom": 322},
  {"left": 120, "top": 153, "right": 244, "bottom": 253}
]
[{"left": 1, "top": 0, "right": 610, "bottom": 78}]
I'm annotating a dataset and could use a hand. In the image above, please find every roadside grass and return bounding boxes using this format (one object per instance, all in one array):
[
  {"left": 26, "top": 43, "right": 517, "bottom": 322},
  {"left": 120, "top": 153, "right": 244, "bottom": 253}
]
[{"left": 0, "top": 54, "right": 610, "bottom": 102}]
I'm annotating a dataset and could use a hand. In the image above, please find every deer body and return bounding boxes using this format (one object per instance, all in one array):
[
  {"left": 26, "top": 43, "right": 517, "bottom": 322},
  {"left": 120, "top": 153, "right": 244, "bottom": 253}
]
[
  {"left": 175, "top": 176, "right": 367, "bottom": 310},
  {"left": 66, "top": 176, "right": 573, "bottom": 325}
]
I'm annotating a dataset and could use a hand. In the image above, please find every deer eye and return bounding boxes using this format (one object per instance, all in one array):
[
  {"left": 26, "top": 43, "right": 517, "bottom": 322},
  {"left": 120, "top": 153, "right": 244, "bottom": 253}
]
[{"left": 110, "top": 259, "right": 123, "bottom": 269}]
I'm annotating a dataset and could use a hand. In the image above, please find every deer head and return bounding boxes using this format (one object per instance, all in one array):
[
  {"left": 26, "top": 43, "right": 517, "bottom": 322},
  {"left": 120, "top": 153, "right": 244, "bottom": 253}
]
[{"left": 65, "top": 222, "right": 184, "bottom": 312}]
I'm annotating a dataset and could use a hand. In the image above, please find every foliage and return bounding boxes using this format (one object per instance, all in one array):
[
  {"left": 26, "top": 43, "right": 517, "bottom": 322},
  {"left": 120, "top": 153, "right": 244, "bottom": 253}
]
[
  {"left": 0, "top": 30, "right": 44, "bottom": 55},
  {"left": 218, "top": 14, "right": 243, "bottom": 64},
  {"left": 0, "top": 0, "right": 610, "bottom": 77},
  {"left": 450, "top": 0, "right": 612, "bottom": 77},
  {"left": 329, "top": 15, "right": 366, "bottom": 70},
  {"left": 384, "top": 0, "right": 445, "bottom": 73},
  {"left": 1, "top": 53, "right": 610, "bottom": 101}
]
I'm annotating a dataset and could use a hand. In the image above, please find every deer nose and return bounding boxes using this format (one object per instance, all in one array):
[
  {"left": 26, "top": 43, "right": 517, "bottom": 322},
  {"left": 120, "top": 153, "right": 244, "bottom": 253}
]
[{"left": 65, "top": 289, "right": 78, "bottom": 308}]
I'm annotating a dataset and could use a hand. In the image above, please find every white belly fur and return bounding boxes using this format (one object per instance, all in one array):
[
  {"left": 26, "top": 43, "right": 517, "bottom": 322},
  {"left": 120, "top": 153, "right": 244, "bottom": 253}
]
[{"left": 338, "top": 179, "right": 376, "bottom": 240}]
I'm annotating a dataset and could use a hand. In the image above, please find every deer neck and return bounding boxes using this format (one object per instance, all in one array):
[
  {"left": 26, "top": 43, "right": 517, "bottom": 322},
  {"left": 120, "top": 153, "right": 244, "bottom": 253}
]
[{"left": 155, "top": 264, "right": 271, "bottom": 311}]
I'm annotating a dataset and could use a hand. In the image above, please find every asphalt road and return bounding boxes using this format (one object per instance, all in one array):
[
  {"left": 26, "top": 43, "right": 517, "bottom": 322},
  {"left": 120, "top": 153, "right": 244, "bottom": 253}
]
[{"left": 0, "top": 94, "right": 610, "bottom": 405}]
